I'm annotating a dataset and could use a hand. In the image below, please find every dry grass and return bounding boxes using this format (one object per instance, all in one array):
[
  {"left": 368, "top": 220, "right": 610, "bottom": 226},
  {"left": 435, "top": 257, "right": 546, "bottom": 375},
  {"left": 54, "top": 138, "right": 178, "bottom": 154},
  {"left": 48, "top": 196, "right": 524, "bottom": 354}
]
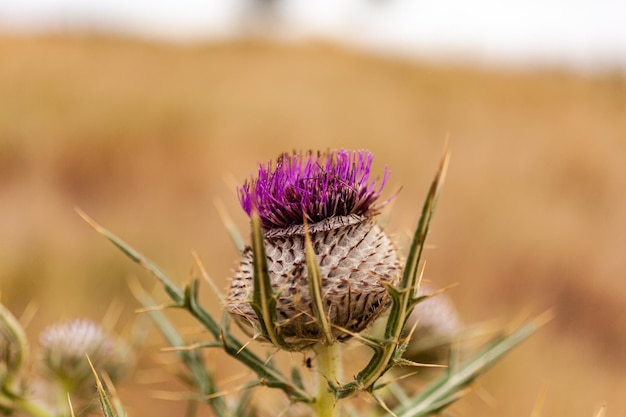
[{"left": 1, "top": 34, "right": 625, "bottom": 416}]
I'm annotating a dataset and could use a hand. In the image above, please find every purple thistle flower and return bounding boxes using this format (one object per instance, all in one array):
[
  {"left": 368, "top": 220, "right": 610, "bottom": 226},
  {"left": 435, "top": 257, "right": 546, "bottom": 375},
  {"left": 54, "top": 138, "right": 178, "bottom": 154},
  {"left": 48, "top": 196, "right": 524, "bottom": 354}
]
[
  {"left": 238, "top": 150, "right": 389, "bottom": 229},
  {"left": 227, "top": 149, "right": 400, "bottom": 349}
]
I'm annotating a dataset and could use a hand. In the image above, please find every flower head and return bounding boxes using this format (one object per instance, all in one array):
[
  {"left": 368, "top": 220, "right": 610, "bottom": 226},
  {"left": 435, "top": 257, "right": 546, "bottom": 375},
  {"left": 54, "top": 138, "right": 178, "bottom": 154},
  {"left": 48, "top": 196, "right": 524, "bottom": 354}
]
[
  {"left": 39, "top": 319, "right": 129, "bottom": 394},
  {"left": 227, "top": 150, "right": 400, "bottom": 350},
  {"left": 238, "top": 149, "right": 389, "bottom": 229},
  {"left": 402, "top": 284, "right": 461, "bottom": 364}
]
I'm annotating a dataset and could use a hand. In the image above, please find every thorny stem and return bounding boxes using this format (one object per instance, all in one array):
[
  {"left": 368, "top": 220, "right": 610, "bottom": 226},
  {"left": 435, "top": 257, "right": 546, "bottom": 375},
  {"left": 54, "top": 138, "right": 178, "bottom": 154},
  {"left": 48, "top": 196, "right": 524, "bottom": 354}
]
[
  {"left": 312, "top": 343, "right": 342, "bottom": 417},
  {"left": 78, "top": 209, "right": 313, "bottom": 404}
]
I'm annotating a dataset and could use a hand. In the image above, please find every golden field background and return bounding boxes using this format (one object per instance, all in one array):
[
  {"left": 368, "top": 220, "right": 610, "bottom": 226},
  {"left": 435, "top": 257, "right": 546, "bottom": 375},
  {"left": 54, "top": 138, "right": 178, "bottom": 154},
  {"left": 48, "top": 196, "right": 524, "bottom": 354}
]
[{"left": 1, "top": 35, "right": 625, "bottom": 416}]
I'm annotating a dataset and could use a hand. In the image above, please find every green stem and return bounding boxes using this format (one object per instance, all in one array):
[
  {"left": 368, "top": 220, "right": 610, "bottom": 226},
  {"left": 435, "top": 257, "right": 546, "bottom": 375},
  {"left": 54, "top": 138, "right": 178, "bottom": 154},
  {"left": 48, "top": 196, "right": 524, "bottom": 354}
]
[
  {"left": 14, "top": 397, "right": 54, "bottom": 417},
  {"left": 312, "top": 343, "right": 342, "bottom": 417},
  {"left": 1, "top": 383, "right": 53, "bottom": 417},
  {"left": 56, "top": 384, "right": 72, "bottom": 417}
]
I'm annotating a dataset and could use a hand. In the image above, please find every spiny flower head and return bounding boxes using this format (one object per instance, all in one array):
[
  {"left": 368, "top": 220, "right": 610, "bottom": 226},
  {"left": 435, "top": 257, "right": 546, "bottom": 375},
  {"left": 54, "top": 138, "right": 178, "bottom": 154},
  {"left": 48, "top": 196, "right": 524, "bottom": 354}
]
[
  {"left": 227, "top": 149, "right": 400, "bottom": 350},
  {"left": 238, "top": 149, "right": 389, "bottom": 229},
  {"left": 402, "top": 284, "right": 461, "bottom": 364},
  {"left": 39, "top": 319, "right": 129, "bottom": 394}
]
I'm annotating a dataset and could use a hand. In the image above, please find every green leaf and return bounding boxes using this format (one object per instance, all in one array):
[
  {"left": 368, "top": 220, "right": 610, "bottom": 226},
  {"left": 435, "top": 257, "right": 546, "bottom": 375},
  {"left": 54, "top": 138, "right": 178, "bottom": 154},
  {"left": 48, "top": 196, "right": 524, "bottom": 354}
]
[
  {"left": 86, "top": 355, "right": 117, "bottom": 417},
  {"left": 77, "top": 208, "right": 184, "bottom": 304},
  {"left": 82, "top": 209, "right": 313, "bottom": 404},
  {"left": 394, "top": 313, "right": 552, "bottom": 417},
  {"left": 250, "top": 213, "right": 283, "bottom": 347},
  {"left": 133, "top": 282, "right": 227, "bottom": 417},
  {"left": 343, "top": 149, "right": 449, "bottom": 396},
  {"left": 304, "top": 221, "right": 333, "bottom": 345}
]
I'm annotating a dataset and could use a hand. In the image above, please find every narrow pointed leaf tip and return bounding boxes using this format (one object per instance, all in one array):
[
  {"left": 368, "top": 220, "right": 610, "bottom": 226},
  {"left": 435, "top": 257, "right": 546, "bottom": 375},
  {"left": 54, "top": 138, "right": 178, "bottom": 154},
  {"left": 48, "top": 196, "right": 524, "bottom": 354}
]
[
  {"left": 250, "top": 212, "right": 282, "bottom": 346},
  {"left": 303, "top": 219, "right": 333, "bottom": 345},
  {"left": 238, "top": 149, "right": 390, "bottom": 228},
  {"left": 86, "top": 355, "right": 118, "bottom": 417}
]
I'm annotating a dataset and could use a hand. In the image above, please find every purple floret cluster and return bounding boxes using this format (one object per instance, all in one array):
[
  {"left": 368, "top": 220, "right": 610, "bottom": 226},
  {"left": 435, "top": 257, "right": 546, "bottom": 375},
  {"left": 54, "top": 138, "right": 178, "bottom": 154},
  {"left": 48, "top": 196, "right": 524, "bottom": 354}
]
[{"left": 238, "top": 149, "right": 389, "bottom": 229}]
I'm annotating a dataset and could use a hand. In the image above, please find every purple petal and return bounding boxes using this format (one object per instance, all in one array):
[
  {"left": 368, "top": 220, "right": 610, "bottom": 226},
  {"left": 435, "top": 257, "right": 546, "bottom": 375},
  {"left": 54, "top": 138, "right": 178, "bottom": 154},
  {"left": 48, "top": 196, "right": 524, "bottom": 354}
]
[{"left": 238, "top": 150, "right": 390, "bottom": 229}]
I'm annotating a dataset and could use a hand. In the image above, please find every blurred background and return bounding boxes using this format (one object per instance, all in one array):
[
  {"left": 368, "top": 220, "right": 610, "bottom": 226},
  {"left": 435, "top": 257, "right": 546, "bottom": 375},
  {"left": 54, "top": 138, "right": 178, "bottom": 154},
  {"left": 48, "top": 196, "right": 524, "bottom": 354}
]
[{"left": 1, "top": 1, "right": 625, "bottom": 416}]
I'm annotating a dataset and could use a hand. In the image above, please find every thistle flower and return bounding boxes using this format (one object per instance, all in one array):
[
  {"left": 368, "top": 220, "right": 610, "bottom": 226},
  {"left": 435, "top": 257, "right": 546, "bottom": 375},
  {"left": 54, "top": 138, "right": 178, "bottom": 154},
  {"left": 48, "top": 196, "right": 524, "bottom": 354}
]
[
  {"left": 79, "top": 148, "right": 546, "bottom": 417},
  {"left": 238, "top": 150, "right": 390, "bottom": 229},
  {"left": 226, "top": 150, "right": 401, "bottom": 349},
  {"left": 39, "top": 319, "right": 129, "bottom": 395},
  {"left": 402, "top": 284, "right": 461, "bottom": 364}
]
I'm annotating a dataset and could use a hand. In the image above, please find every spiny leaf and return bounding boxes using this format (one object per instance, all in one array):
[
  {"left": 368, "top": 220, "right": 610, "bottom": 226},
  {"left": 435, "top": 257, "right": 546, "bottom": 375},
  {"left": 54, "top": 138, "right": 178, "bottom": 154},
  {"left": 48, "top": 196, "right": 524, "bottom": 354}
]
[
  {"left": 250, "top": 213, "right": 283, "bottom": 347},
  {"left": 80, "top": 206, "right": 313, "bottom": 403},
  {"left": 77, "top": 208, "right": 184, "bottom": 304},
  {"left": 86, "top": 355, "right": 117, "bottom": 417},
  {"left": 393, "top": 312, "right": 552, "bottom": 417},
  {"left": 340, "top": 148, "right": 449, "bottom": 397},
  {"left": 133, "top": 280, "right": 227, "bottom": 417},
  {"left": 100, "top": 373, "right": 128, "bottom": 417},
  {"left": 304, "top": 220, "right": 334, "bottom": 345},
  {"left": 188, "top": 290, "right": 313, "bottom": 403}
]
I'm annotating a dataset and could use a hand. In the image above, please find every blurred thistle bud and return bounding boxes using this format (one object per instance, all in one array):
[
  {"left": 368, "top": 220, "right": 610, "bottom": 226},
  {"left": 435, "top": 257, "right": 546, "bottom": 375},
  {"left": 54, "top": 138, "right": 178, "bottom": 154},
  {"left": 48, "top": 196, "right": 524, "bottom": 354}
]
[
  {"left": 38, "top": 319, "right": 129, "bottom": 395},
  {"left": 0, "top": 302, "right": 29, "bottom": 387},
  {"left": 402, "top": 284, "right": 461, "bottom": 364},
  {"left": 226, "top": 149, "right": 401, "bottom": 350}
]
